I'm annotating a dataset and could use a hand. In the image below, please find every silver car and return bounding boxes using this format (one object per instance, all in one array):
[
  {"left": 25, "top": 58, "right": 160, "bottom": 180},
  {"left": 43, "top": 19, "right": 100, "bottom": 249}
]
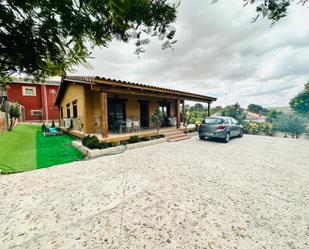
[{"left": 198, "top": 116, "right": 243, "bottom": 143}]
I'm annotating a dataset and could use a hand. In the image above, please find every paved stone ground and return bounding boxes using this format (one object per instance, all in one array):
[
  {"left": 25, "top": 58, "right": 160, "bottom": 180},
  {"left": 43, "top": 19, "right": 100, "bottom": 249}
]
[{"left": 1, "top": 135, "right": 309, "bottom": 249}]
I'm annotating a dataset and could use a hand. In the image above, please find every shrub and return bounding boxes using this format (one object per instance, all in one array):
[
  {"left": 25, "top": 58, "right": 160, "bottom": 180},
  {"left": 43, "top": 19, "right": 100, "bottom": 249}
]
[
  {"left": 99, "top": 141, "right": 110, "bottom": 149},
  {"left": 120, "top": 140, "right": 128, "bottom": 145},
  {"left": 51, "top": 120, "right": 55, "bottom": 128},
  {"left": 129, "top": 135, "right": 139, "bottom": 143},
  {"left": 151, "top": 109, "right": 164, "bottom": 136},
  {"left": 240, "top": 121, "right": 250, "bottom": 134},
  {"left": 143, "top": 136, "right": 151, "bottom": 141},
  {"left": 249, "top": 121, "right": 259, "bottom": 134},
  {"left": 8, "top": 102, "right": 21, "bottom": 130},
  {"left": 82, "top": 135, "right": 100, "bottom": 149},
  {"left": 41, "top": 123, "right": 46, "bottom": 132},
  {"left": 110, "top": 139, "right": 120, "bottom": 147}
]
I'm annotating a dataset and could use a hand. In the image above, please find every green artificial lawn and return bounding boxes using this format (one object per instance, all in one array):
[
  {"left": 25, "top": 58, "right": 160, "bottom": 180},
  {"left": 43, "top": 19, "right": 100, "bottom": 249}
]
[
  {"left": 0, "top": 124, "right": 83, "bottom": 174},
  {"left": 0, "top": 125, "right": 37, "bottom": 173},
  {"left": 36, "top": 130, "right": 83, "bottom": 169}
]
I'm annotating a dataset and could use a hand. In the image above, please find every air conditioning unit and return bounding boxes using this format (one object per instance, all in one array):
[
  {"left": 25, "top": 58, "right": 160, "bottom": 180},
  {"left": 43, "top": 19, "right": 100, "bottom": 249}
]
[{"left": 64, "top": 118, "right": 71, "bottom": 128}]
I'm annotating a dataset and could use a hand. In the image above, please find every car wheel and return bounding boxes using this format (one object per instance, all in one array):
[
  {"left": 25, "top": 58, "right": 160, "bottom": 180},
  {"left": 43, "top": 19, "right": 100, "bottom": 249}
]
[
  {"left": 199, "top": 135, "right": 205, "bottom": 140},
  {"left": 224, "top": 133, "right": 230, "bottom": 143},
  {"left": 239, "top": 129, "right": 243, "bottom": 137}
]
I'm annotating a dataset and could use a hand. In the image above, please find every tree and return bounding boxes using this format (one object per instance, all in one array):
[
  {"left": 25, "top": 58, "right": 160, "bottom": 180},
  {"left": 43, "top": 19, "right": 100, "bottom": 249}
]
[
  {"left": 189, "top": 103, "right": 204, "bottom": 112},
  {"left": 183, "top": 111, "right": 193, "bottom": 132},
  {"left": 266, "top": 109, "right": 283, "bottom": 123},
  {"left": 221, "top": 103, "right": 245, "bottom": 121},
  {"left": 0, "top": 0, "right": 177, "bottom": 82},
  {"left": 289, "top": 81, "right": 309, "bottom": 115},
  {"left": 247, "top": 104, "right": 270, "bottom": 116},
  {"left": 212, "top": 0, "right": 308, "bottom": 23},
  {"left": 210, "top": 106, "right": 222, "bottom": 115},
  {"left": 273, "top": 113, "right": 306, "bottom": 138},
  {"left": 8, "top": 102, "right": 21, "bottom": 131},
  {"left": 151, "top": 109, "right": 164, "bottom": 137}
]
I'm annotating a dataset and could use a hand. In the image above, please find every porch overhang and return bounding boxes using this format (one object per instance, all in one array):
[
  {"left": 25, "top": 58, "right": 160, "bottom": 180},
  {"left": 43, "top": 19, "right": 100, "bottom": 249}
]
[{"left": 55, "top": 76, "right": 217, "bottom": 106}]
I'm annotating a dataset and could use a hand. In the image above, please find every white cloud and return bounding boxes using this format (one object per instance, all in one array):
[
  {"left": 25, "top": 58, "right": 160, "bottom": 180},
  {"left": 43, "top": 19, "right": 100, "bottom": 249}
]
[{"left": 74, "top": 0, "right": 309, "bottom": 108}]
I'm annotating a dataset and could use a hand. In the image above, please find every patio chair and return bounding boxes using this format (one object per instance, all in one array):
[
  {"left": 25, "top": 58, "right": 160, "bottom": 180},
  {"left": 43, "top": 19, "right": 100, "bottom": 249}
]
[
  {"left": 125, "top": 119, "right": 133, "bottom": 133},
  {"left": 168, "top": 117, "right": 177, "bottom": 127},
  {"left": 132, "top": 120, "right": 140, "bottom": 132}
]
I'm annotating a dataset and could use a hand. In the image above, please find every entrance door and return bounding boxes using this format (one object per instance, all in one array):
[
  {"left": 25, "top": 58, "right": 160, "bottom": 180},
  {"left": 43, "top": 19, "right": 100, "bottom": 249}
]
[
  {"left": 140, "top": 101, "right": 149, "bottom": 128},
  {"left": 108, "top": 99, "right": 126, "bottom": 132}
]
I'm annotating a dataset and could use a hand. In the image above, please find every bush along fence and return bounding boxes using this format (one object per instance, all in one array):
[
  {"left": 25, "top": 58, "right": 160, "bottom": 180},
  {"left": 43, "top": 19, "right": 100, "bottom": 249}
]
[
  {"left": 72, "top": 134, "right": 166, "bottom": 158},
  {"left": 241, "top": 121, "right": 273, "bottom": 136},
  {"left": 0, "top": 100, "right": 24, "bottom": 133}
]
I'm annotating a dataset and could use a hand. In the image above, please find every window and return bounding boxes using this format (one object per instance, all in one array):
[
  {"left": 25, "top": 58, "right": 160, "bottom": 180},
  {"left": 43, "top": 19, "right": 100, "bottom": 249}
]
[
  {"left": 66, "top": 104, "right": 70, "bottom": 118},
  {"left": 72, "top": 100, "right": 78, "bottom": 118},
  {"left": 231, "top": 118, "right": 238, "bottom": 124},
  {"left": 158, "top": 102, "right": 171, "bottom": 117},
  {"left": 22, "top": 86, "right": 36, "bottom": 96},
  {"left": 202, "top": 118, "right": 224, "bottom": 124},
  {"left": 60, "top": 107, "right": 63, "bottom": 119},
  {"left": 31, "top": 110, "right": 42, "bottom": 116}
]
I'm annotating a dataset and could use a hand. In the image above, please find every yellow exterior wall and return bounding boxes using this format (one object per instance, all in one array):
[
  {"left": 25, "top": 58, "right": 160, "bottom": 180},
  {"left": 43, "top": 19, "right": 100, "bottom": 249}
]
[
  {"left": 59, "top": 83, "right": 86, "bottom": 131},
  {"left": 84, "top": 86, "right": 102, "bottom": 133},
  {"left": 59, "top": 83, "right": 180, "bottom": 134}
]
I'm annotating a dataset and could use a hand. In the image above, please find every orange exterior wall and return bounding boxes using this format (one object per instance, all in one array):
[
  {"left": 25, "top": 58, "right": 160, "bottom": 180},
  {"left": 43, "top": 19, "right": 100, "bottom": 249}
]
[{"left": 59, "top": 83, "right": 179, "bottom": 134}]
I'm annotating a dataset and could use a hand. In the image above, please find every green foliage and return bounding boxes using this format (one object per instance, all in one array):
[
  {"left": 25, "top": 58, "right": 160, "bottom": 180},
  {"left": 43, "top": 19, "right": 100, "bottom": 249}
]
[
  {"left": 151, "top": 109, "right": 164, "bottom": 136},
  {"left": 110, "top": 139, "right": 120, "bottom": 147},
  {"left": 0, "top": 0, "right": 177, "bottom": 80},
  {"left": 247, "top": 104, "right": 270, "bottom": 115},
  {"left": 273, "top": 113, "right": 307, "bottom": 138},
  {"left": 99, "top": 141, "right": 109, "bottom": 149},
  {"left": 120, "top": 141, "right": 128, "bottom": 145},
  {"left": 8, "top": 102, "right": 21, "bottom": 131},
  {"left": 240, "top": 121, "right": 250, "bottom": 134},
  {"left": 212, "top": 0, "right": 308, "bottom": 23},
  {"left": 41, "top": 123, "right": 46, "bottom": 132},
  {"left": 220, "top": 103, "right": 245, "bottom": 122},
  {"left": 143, "top": 136, "right": 151, "bottom": 141},
  {"left": 51, "top": 120, "right": 55, "bottom": 128},
  {"left": 82, "top": 135, "right": 100, "bottom": 149},
  {"left": 183, "top": 111, "right": 193, "bottom": 129},
  {"left": 266, "top": 109, "right": 283, "bottom": 123},
  {"left": 241, "top": 121, "right": 273, "bottom": 136},
  {"left": 289, "top": 81, "right": 309, "bottom": 115},
  {"left": 210, "top": 106, "right": 223, "bottom": 115},
  {"left": 129, "top": 135, "right": 139, "bottom": 143}
]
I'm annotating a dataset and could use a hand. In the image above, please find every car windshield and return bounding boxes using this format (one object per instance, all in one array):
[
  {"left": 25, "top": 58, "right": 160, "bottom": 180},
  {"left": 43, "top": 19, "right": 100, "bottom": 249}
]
[{"left": 202, "top": 118, "right": 224, "bottom": 124}]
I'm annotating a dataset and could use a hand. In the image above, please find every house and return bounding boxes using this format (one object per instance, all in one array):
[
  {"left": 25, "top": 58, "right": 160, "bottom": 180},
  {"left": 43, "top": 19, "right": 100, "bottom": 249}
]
[
  {"left": 245, "top": 111, "right": 266, "bottom": 123},
  {"left": 7, "top": 80, "right": 60, "bottom": 122},
  {"left": 55, "top": 76, "right": 217, "bottom": 141}
]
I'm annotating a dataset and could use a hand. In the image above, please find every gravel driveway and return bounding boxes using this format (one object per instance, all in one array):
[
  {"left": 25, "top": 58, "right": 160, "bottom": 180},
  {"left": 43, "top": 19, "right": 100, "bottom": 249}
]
[{"left": 1, "top": 135, "right": 309, "bottom": 249}]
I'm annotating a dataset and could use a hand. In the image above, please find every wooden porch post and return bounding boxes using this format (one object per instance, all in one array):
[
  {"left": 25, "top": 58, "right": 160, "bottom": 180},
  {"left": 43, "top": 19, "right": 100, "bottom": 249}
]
[
  {"left": 176, "top": 98, "right": 180, "bottom": 128},
  {"left": 100, "top": 92, "right": 108, "bottom": 138},
  {"left": 208, "top": 102, "right": 211, "bottom": 117},
  {"left": 182, "top": 100, "right": 185, "bottom": 114}
]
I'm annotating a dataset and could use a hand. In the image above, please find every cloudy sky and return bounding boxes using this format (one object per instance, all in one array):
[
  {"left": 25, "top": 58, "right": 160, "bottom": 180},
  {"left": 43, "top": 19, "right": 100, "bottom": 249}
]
[{"left": 74, "top": 0, "right": 309, "bottom": 107}]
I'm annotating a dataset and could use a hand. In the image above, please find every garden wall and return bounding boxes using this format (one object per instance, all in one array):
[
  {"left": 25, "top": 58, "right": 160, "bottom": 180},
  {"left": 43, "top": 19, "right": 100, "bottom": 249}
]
[{"left": 0, "top": 111, "right": 8, "bottom": 133}]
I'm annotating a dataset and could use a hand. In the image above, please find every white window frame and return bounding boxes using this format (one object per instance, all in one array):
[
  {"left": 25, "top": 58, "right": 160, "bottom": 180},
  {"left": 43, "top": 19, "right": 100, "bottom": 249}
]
[
  {"left": 31, "top": 110, "right": 42, "bottom": 117},
  {"left": 22, "top": 86, "right": 36, "bottom": 96}
]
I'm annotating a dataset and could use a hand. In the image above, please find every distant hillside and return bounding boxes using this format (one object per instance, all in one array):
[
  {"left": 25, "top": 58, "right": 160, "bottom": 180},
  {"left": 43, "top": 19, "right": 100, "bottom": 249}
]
[{"left": 267, "top": 106, "right": 292, "bottom": 113}]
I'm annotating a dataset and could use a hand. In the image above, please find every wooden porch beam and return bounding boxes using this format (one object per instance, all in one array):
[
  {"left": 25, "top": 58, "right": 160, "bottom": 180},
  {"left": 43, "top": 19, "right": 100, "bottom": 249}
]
[
  {"left": 92, "top": 85, "right": 212, "bottom": 103},
  {"left": 176, "top": 98, "right": 180, "bottom": 129},
  {"left": 100, "top": 92, "right": 108, "bottom": 138}
]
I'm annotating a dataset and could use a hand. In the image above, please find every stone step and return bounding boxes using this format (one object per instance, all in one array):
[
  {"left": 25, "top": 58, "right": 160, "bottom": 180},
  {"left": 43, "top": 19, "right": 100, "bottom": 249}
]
[
  {"left": 167, "top": 135, "right": 190, "bottom": 142},
  {"left": 161, "top": 129, "right": 180, "bottom": 135},
  {"left": 165, "top": 133, "right": 187, "bottom": 139}
]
